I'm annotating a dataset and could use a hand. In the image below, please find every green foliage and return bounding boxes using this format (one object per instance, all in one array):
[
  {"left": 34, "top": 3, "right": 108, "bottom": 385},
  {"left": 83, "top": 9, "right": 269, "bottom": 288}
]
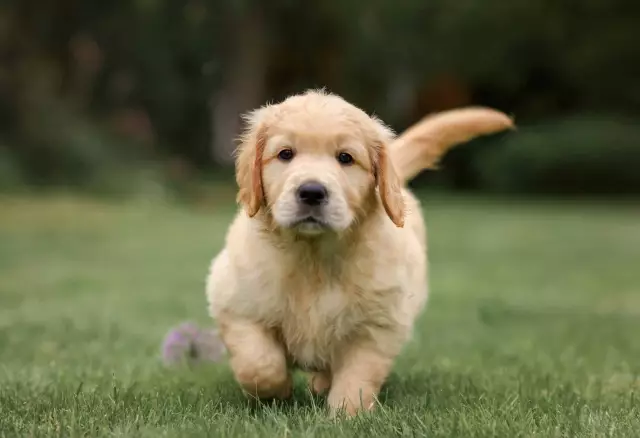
[
  {"left": 1, "top": 0, "right": 639, "bottom": 192},
  {"left": 8, "top": 103, "right": 164, "bottom": 195},
  {"left": 0, "top": 144, "right": 25, "bottom": 190},
  {"left": 476, "top": 114, "right": 640, "bottom": 194},
  {"left": 1, "top": 195, "right": 640, "bottom": 436}
]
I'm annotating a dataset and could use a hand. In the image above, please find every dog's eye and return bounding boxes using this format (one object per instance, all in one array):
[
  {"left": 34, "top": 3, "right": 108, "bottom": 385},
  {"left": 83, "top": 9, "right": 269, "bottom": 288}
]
[
  {"left": 337, "top": 152, "right": 354, "bottom": 165},
  {"left": 277, "top": 148, "right": 295, "bottom": 162}
]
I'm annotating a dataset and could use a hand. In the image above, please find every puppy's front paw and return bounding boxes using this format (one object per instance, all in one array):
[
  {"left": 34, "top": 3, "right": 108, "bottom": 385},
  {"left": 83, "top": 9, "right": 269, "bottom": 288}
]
[
  {"left": 326, "top": 344, "right": 393, "bottom": 417},
  {"left": 327, "top": 385, "right": 376, "bottom": 417},
  {"left": 232, "top": 353, "right": 292, "bottom": 400},
  {"left": 220, "top": 318, "right": 292, "bottom": 400}
]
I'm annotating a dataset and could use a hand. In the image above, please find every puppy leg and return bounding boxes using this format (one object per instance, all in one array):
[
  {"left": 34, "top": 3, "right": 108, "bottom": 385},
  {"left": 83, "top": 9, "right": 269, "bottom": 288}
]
[
  {"left": 327, "top": 345, "right": 393, "bottom": 416},
  {"left": 308, "top": 370, "right": 332, "bottom": 395},
  {"left": 219, "top": 317, "right": 292, "bottom": 399}
]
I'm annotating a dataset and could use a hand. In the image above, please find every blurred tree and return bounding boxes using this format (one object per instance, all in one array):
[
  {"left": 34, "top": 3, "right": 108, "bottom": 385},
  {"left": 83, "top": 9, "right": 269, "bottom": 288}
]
[
  {"left": 0, "top": 0, "right": 638, "bottom": 192},
  {"left": 211, "top": 1, "right": 270, "bottom": 165}
]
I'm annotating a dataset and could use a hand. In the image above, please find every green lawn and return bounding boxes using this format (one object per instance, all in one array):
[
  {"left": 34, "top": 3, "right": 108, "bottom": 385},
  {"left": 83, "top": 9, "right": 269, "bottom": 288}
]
[{"left": 1, "top": 193, "right": 639, "bottom": 437}]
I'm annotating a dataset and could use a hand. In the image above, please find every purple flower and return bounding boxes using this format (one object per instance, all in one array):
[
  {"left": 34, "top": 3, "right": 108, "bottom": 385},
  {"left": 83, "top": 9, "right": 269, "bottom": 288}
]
[{"left": 161, "top": 322, "right": 226, "bottom": 367}]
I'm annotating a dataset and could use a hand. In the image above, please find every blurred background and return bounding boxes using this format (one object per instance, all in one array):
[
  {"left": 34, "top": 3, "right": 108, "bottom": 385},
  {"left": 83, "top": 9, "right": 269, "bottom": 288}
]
[{"left": 2, "top": 0, "right": 639, "bottom": 198}]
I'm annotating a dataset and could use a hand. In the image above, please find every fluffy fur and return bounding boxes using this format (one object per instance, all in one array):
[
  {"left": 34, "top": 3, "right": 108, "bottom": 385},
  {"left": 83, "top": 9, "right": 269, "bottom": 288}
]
[{"left": 206, "top": 89, "right": 513, "bottom": 416}]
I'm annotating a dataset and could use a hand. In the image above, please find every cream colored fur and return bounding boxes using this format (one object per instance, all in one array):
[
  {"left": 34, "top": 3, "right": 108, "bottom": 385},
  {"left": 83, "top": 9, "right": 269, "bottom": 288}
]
[{"left": 206, "top": 89, "right": 513, "bottom": 416}]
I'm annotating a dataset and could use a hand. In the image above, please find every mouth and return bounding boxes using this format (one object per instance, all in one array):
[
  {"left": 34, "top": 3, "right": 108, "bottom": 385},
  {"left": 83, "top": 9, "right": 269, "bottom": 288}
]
[
  {"left": 291, "top": 216, "right": 329, "bottom": 234},
  {"left": 293, "top": 216, "right": 326, "bottom": 226}
]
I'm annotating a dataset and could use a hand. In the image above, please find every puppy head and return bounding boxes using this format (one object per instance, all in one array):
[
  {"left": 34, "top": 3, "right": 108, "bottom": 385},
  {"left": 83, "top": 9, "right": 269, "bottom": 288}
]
[{"left": 236, "top": 90, "right": 404, "bottom": 236}]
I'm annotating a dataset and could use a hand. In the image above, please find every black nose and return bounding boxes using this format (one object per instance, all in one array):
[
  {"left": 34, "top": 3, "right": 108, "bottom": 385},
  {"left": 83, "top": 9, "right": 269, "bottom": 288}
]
[{"left": 297, "top": 182, "right": 328, "bottom": 206}]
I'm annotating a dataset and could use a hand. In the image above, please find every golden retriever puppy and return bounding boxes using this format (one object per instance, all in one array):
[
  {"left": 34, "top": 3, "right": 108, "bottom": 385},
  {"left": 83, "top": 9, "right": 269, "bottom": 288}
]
[{"left": 206, "top": 89, "right": 513, "bottom": 416}]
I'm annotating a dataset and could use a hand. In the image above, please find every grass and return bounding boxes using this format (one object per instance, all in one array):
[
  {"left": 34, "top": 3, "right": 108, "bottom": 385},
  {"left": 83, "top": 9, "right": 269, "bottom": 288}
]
[{"left": 1, "top": 192, "right": 640, "bottom": 437}]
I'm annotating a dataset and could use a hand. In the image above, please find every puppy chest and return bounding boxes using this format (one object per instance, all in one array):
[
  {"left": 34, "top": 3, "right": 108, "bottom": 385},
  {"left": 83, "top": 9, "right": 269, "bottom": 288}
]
[{"left": 279, "top": 287, "right": 355, "bottom": 368}]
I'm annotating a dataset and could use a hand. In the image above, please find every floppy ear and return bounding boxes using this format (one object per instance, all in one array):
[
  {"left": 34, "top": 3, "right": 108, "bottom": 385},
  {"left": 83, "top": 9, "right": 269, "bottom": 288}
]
[
  {"left": 375, "top": 144, "right": 405, "bottom": 228},
  {"left": 236, "top": 123, "right": 267, "bottom": 217}
]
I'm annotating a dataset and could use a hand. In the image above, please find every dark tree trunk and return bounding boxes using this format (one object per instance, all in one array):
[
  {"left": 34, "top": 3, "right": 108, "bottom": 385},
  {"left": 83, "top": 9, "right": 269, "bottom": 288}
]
[{"left": 211, "top": 8, "right": 269, "bottom": 166}]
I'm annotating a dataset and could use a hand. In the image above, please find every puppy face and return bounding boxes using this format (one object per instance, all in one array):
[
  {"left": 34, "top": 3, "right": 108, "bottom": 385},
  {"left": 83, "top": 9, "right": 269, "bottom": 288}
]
[
  {"left": 236, "top": 90, "right": 404, "bottom": 236},
  {"left": 262, "top": 130, "right": 372, "bottom": 235}
]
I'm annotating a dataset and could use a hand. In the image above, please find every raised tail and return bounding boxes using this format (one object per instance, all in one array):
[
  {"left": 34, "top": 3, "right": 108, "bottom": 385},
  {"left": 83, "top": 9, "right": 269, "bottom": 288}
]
[{"left": 389, "top": 107, "right": 515, "bottom": 183}]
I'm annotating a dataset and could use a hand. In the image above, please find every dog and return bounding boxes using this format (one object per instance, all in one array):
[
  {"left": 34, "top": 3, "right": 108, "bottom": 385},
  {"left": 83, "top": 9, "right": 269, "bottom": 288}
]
[{"left": 206, "top": 89, "right": 513, "bottom": 416}]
